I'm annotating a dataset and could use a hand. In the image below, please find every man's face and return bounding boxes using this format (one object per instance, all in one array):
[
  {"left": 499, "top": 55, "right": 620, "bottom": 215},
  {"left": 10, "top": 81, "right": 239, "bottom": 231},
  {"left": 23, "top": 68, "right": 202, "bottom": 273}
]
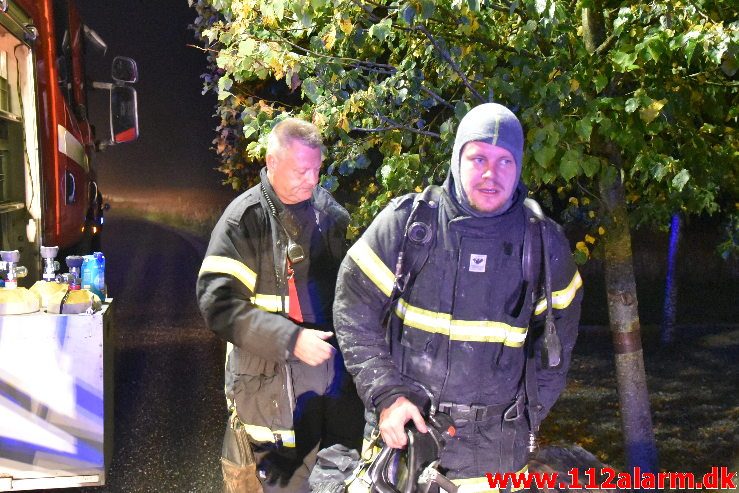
[
  {"left": 266, "top": 140, "right": 322, "bottom": 204},
  {"left": 459, "top": 140, "right": 518, "bottom": 213}
]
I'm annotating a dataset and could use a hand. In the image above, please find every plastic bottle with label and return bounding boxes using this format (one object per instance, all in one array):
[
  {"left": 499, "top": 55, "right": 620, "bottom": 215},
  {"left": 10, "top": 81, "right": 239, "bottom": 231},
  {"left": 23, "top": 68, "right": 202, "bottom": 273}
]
[
  {"left": 81, "top": 255, "right": 95, "bottom": 292},
  {"left": 81, "top": 254, "right": 105, "bottom": 300},
  {"left": 93, "top": 251, "right": 106, "bottom": 300}
]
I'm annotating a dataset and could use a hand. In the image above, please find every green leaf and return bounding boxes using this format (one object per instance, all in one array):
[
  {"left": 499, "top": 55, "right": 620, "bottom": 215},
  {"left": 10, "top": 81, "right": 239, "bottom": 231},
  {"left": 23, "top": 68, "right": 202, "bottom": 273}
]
[
  {"left": 243, "top": 121, "right": 257, "bottom": 139},
  {"left": 672, "top": 169, "right": 690, "bottom": 191},
  {"left": 380, "top": 164, "right": 392, "bottom": 180},
  {"left": 645, "top": 36, "right": 666, "bottom": 62},
  {"left": 303, "top": 78, "right": 320, "bottom": 103},
  {"left": 708, "top": 42, "right": 728, "bottom": 66},
  {"left": 420, "top": 0, "right": 436, "bottom": 19},
  {"left": 369, "top": 18, "right": 392, "bottom": 42},
  {"left": 401, "top": 5, "right": 416, "bottom": 24},
  {"left": 625, "top": 97, "right": 640, "bottom": 113},
  {"left": 685, "top": 38, "right": 698, "bottom": 65},
  {"left": 681, "top": 30, "right": 701, "bottom": 65},
  {"left": 575, "top": 118, "right": 592, "bottom": 141},
  {"left": 440, "top": 118, "right": 455, "bottom": 140},
  {"left": 560, "top": 149, "right": 581, "bottom": 180},
  {"left": 454, "top": 101, "right": 471, "bottom": 120},
  {"left": 217, "top": 76, "right": 233, "bottom": 100},
  {"left": 238, "top": 38, "right": 256, "bottom": 57},
  {"left": 611, "top": 50, "right": 639, "bottom": 72},
  {"left": 651, "top": 163, "right": 668, "bottom": 182},
  {"left": 582, "top": 156, "right": 601, "bottom": 178},
  {"left": 534, "top": 144, "right": 556, "bottom": 167},
  {"left": 612, "top": 7, "right": 632, "bottom": 36},
  {"left": 594, "top": 74, "right": 608, "bottom": 93},
  {"left": 573, "top": 249, "right": 588, "bottom": 265},
  {"left": 272, "top": 0, "right": 285, "bottom": 20}
]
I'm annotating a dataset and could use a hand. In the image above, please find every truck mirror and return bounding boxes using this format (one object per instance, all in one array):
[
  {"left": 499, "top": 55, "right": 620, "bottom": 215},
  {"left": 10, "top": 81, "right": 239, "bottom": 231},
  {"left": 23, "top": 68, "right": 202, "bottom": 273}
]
[
  {"left": 111, "top": 56, "right": 137, "bottom": 84},
  {"left": 110, "top": 86, "right": 138, "bottom": 144}
]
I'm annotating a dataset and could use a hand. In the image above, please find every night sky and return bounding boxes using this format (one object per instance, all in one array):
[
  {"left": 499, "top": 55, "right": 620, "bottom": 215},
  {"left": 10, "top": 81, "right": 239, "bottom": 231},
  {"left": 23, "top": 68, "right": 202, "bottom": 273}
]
[{"left": 77, "top": 0, "right": 227, "bottom": 198}]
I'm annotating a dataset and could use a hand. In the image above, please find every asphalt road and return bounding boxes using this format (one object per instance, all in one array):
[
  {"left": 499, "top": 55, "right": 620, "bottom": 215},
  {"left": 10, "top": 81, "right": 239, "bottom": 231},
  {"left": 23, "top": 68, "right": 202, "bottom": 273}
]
[{"left": 51, "top": 216, "right": 227, "bottom": 493}]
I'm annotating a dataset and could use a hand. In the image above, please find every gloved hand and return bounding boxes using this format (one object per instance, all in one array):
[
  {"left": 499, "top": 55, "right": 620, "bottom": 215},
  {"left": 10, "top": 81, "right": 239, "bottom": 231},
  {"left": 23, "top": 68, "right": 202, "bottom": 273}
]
[{"left": 258, "top": 451, "right": 301, "bottom": 487}]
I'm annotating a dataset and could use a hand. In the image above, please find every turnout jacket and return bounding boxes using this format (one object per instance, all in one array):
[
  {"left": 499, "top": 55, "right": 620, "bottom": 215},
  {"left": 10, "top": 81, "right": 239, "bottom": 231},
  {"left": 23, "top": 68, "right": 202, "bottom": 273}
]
[
  {"left": 334, "top": 182, "right": 582, "bottom": 420},
  {"left": 197, "top": 171, "right": 349, "bottom": 448}
]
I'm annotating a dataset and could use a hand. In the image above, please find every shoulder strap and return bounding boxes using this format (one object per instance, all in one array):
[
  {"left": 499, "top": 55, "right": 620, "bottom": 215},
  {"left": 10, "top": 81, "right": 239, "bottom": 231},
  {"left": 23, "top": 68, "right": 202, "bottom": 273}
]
[
  {"left": 523, "top": 197, "right": 561, "bottom": 369},
  {"left": 386, "top": 185, "right": 443, "bottom": 311},
  {"left": 522, "top": 198, "right": 563, "bottom": 452}
]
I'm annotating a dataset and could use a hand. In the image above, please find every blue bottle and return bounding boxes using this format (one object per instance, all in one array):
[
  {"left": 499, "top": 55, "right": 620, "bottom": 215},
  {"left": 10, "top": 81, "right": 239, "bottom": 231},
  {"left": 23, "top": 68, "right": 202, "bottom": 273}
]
[
  {"left": 81, "top": 254, "right": 105, "bottom": 300},
  {"left": 81, "top": 255, "right": 95, "bottom": 292},
  {"left": 93, "top": 251, "right": 106, "bottom": 300}
]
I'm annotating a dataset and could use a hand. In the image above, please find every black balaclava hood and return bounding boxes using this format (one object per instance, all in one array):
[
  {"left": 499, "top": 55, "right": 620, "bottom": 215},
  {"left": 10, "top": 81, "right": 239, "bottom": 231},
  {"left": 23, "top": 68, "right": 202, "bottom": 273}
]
[{"left": 448, "top": 103, "right": 524, "bottom": 217}]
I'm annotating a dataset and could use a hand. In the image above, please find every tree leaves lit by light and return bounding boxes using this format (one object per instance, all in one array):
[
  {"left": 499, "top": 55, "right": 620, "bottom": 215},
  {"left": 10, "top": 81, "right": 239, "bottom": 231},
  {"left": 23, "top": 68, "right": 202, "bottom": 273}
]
[{"left": 190, "top": 0, "right": 738, "bottom": 253}]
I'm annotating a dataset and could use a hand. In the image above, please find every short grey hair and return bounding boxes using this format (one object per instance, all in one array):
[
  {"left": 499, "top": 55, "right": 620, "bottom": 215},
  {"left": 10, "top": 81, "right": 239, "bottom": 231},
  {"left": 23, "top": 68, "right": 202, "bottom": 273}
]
[{"left": 266, "top": 117, "right": 324, "bottom": 156}]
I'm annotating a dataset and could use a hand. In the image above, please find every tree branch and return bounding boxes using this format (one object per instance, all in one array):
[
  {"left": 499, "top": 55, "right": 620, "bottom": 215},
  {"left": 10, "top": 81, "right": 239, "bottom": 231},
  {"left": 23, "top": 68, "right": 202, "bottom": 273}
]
[
  {"left": 421, "top": 86, "right": 454, "bottom": 109},
  {"left": 594, "top": 34, "right": 617, "bottom": 57},
  {"left": 266, "top": 32, "right": 398, "bottom": 74},
  {"left": 376, "top": 114, "right": 441, "bottom": 138},
  {"left": 351, "top": 113, "right": 441, "bottom": 138},
  {"left": 414, "top": 25, "right": 486, "bottom": 104},
  {"left": 577, "top": 179, "right": 604, "bottom": 206}
]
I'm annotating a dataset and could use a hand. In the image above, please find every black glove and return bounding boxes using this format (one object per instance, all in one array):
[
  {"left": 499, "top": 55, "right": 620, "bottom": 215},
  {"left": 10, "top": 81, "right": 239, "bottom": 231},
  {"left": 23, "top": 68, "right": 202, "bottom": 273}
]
[{"left": 257, "top": 450, "right": 301, "bottom": 487}]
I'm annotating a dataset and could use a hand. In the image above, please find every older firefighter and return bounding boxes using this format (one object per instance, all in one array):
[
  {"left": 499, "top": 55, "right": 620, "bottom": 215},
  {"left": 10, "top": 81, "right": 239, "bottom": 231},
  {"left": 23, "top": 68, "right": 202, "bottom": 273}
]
[
  {"left": 334, "top": 103, "right": 583, "bottom": 490},
  {"left": 197, "top": 118, "right": 363, "bottom": 492}
]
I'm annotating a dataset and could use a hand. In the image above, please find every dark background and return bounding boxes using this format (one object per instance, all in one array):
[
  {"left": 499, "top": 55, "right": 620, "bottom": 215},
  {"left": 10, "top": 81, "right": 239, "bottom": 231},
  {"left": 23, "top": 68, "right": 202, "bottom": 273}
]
[{"left": 78, "top": 0, "right": 226, "bottom": 197}]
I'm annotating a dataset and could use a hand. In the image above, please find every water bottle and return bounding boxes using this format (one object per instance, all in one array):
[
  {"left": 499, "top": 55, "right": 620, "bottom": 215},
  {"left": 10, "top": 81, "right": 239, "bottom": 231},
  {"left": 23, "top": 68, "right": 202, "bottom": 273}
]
[
  {"left": 93, "top": 251, "right": 106, "bottom": 300},
  {"left": 81, "top": 255, "right": 96, "bottom": 293}
]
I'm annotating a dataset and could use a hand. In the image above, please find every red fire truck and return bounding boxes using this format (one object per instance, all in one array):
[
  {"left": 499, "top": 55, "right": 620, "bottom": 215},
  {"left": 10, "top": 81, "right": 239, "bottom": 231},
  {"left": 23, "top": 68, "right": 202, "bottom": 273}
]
[{"left": 0, "top": 0, "right": 138, "bottom": 283}]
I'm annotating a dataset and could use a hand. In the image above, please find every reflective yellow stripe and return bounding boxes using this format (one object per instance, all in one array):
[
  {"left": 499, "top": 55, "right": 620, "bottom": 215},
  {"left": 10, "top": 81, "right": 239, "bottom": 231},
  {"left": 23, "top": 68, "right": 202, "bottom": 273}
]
[
  {"left": 395, "top": 298, "right": 452, "bottom": 333},
  {"left": 451, "top": 319, "right": 527, "bottom": 346},
  {"left": 347, "top": 239, "right": 395, "bottom": 297},
  {"left": 451, "top": 465, "right": 529, "bottom": 493},
  {"left": 396, "top": 298, "right": 528, "bottom": 347},
  {"left": 242, "top": 424, "right": 296, "bottom": 448},
  {"left": 534, "top": 270, "right": 583, "bottom": 316},
  {"left": 251, "top": 293, "right": 286, "bottom": 313},
  {"left": 451, "top": 477, "right": 497, "bottom": 493},
  {"left": 199, "top": 255, "right": 257, "bottom": 292}
]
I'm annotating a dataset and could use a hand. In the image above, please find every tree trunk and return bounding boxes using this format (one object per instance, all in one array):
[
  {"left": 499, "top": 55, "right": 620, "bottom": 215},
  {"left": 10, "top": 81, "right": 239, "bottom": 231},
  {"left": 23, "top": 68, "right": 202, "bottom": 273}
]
[
  {"left": 599, "top": 172, "right": 659, "bottom": 473},
  {"left": 660, "top": 213, "right": 681, "bottom": 345}
]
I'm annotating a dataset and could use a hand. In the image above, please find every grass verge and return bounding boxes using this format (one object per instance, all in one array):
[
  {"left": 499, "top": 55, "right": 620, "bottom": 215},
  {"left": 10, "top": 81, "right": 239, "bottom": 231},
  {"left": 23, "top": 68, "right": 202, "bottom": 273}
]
[{"left": 542, "top": 324, "right": 739, "bottom": 479}]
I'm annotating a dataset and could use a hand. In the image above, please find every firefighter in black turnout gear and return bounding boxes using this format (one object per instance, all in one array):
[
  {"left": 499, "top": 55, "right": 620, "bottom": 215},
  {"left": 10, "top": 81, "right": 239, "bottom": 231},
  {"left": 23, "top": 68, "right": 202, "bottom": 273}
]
[
  {"left": 197, "top": 118, "right": 364, "bottom": 492},
  {"left": 333, "top": 103, "right": 583, "bottom": 491}
]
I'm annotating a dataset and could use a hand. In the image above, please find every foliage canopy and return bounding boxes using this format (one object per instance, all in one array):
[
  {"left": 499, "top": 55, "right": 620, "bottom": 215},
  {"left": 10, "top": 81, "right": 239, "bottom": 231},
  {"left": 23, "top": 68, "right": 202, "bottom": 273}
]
[{"left": 191, "top": 0, "right": 738, "bottom": 251}]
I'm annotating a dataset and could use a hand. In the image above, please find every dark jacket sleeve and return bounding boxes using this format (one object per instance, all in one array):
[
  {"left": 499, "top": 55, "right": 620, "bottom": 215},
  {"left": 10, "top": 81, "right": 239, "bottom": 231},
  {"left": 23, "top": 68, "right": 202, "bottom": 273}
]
[
  {"left": 334, "top": 197, "right": 416, "bottom": 413},
  {"left": 196, "top": 203, "right": 301, "bottom": 363},
  {"left": 532, "top": 219, "right": 583, "bottom": 418}
]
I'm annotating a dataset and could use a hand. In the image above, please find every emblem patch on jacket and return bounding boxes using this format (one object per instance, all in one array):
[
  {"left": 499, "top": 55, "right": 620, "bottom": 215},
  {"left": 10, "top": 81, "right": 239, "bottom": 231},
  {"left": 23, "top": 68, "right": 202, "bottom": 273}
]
[{"left": 469, "top": 254, "right": 487, "bottom": 272}]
